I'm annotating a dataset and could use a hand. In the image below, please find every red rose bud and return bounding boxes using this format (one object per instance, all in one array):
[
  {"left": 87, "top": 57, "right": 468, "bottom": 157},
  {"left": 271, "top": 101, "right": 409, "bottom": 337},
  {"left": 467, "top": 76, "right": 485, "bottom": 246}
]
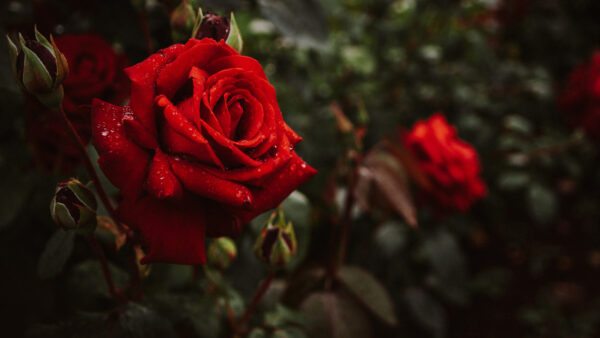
[
  {"left": 207, "top": 237, "right": 237, "bottom": 270},
  {"left": 403, "top": 113, "right": 486, "bottom": 212},
  {"left": 50, "top": 178, "right": 98, "bottom": 235},
  {"left": 195, "top": 12, "right": 230, "bottom": 41},
  {"left": 192, "top": 11, "right": 242, "bottom": 53},
  {"left": 254, "top": 209, "right": 297, "bottom": 268},
  {"left": 6, "top": 27, "right": 69, "bottom": 109},
  {"left": 170, "top": 0, "right": 197, "bottom": 43}
]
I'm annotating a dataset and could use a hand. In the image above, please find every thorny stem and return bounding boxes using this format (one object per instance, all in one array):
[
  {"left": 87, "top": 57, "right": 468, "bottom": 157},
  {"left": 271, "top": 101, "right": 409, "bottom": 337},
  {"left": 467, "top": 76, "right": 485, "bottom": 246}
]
[
  {"left": 237, "top": 272, "right": 275, "bottom": 333},
  {"left": 86, "top": 235, "right": 126, "bottom": 302}
]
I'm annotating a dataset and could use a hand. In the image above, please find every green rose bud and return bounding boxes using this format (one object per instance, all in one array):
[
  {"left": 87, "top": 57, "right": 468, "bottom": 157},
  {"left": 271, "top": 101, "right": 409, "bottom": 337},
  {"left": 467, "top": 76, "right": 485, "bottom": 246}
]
[
  {"left": 254, "top": 209, "right": 297, "bottom": 268},
  {"left": 50, "top": 178, "right": 97, "bottom": 235},
  {"left": 170, "top": 0, "right": 197, "bottom": 43},
  {"left": 6, "top": 26, "right": 69, "bottom": 109},
  {"left": 207, "top": 237, "right": 237, "bottom": 270}
]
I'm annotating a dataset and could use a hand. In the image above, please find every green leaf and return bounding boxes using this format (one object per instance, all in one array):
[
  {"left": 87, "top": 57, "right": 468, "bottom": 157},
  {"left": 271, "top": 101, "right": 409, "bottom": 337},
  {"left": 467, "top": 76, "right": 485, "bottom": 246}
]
[
  {"left": 300, "top": 292, "right": 373, "bottom": 338},
  {"left": 423, "top": 230, "right": 468, "bottom": 304},
  {"left": 227, "top": 12, "right": 243, "bottom": 54},
  {"left": 404, "top": 287, "right": 446, "bottom": 338},
  {"left": 257, "top": 0, "right": 329, "bottom": 50},
  {"left": 281, "top": 191, "right": 311, "bottom": 270},
  {"left": 337, "top": 266, "right": 398, "bottom": 326},
  {"left": 37, "top": 229, "right": 76, "bottom": 279},
  {"left": 528, "top": 183, "right": 557, "bottom": 225}
]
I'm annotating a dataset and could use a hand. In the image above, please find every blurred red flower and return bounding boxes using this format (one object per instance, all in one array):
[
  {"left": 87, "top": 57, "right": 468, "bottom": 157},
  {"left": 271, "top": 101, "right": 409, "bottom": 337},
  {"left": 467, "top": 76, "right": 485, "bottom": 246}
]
[
  {"left": 403, "top": 113, "right": 486, "bottom": 212},
  {"left": 26, "top": 34, "right": 129, "bottom": 173},
  {"left": 558, "top": 52, "right": 600, "bottom": 140}
]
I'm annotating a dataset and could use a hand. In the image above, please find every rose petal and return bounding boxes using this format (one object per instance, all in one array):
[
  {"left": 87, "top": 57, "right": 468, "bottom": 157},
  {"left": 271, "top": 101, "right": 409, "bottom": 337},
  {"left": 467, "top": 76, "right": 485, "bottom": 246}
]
[
  {"left": 156, "top": 39, "right": 234, "bottom": 98},
  {"left": 236, "top": 153, "right": 317, "bottom": 224},
  {"left": 204, "top": 200, "right": 244, "bottom": 237},
  {"left": 123, "top": 115, "right": 158, "bottom": 150},
  {"left": 162, "top": 124, "right": 224, "bottom": 168},
  {"left": 146, "top": 148, "right": 183, "bottom": 200},
  {"left": 200, "top": 120, "right": 263, "bottom": 167},
  {"left": 205, "top": 55, "right": 268, "bottom": 79},
  {"left": 117, "top": 196, "right": 207, "bottom": 264},
  {"left": 169, "top": 156, "right": 254, "bottom": 209},
  {"left": 125, "top": 44, "right": 185, "bottom": 135},
  {"left": 92, "top": 99, "right": 151, "bottom": 198}
]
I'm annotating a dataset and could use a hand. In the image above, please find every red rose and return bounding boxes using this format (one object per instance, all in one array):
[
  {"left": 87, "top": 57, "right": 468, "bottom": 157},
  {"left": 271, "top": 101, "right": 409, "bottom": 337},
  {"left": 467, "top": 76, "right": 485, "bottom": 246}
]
[
  {"left": 91, "top": 38, "right": 317, "bottom": 265},
  {"left": 403, "top": 113, "right": 486, "bottom": 211},
  {"left": 26, "top": 34, "right": 129, "bottom": 173},
  {"left": 558, "top": 52, "right": 600, "bottom": 140}
]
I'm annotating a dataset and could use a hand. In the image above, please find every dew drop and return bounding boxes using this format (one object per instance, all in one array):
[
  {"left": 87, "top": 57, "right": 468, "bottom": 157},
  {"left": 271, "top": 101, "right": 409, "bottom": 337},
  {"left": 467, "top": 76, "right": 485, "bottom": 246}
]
[{"left": 101, "top": 130, "right": 109, "bottom": 137}]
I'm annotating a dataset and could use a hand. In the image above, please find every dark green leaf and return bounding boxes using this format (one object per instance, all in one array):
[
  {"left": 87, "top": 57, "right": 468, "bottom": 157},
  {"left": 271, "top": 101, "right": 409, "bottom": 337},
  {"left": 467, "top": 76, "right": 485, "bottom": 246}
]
[
  {"left": 337, "top": 266, "right": 398, "bottom": 326},
  {"left": 300, "top": 292, "right": 373, "bottom": 338},
  {"left": 404, "top": 288, "right": 446, "bottom": 338},
  {"left": 37, "top": 229, "right": 75, "bottom": 279},
  {"left": 528, "top": 183, "right": 557, "bottom": 224}
]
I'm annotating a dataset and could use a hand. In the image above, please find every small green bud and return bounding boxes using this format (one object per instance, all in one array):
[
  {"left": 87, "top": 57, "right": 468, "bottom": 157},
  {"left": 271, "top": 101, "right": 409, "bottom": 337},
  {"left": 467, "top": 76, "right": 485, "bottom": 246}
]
[
  {"left": 6, "top": 27, "right": 68, "bottom": 109},
  {"left": 207, "top": 237, "right": 237, "bottom": 270},
  {"left": 50, "top": 178, "right": 97, "bottom": 235},
  {"left": 170, "top": 0, "right": 197, "bottom": 43},
  {"left": 254, "top": 209, "right": 297, "bottom": 268}
]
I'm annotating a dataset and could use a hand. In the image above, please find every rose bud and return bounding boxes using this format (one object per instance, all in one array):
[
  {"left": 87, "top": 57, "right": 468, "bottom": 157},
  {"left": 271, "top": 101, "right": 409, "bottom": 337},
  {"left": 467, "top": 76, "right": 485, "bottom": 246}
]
[
  {"left": 50, "top": 178, "right": 98, "bottom": 235},
  {"left": 192, "top": 10, "right": 243, "bottom": 52},
  {"left": 207, "top": 237, "right": 237, "bottom": 270},
  {"left": 254, "top": 209, "right": 297, "bottom": 268},
  {"left": 6, "top": 26, "right": 69, "bottom": 109},
  {"left": 170, "top": 0, "right": 197, "bottom": 43}
]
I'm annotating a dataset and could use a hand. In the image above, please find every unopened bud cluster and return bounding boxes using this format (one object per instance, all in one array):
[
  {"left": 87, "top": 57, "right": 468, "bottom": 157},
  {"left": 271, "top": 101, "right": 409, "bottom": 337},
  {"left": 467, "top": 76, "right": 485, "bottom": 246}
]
[
  {"left": 254, "top": 209, "right": 297, "bottom": 268},
  {"left": 6, "top": 27, "right": 68, "bottom": 109},
  {"left": 50, "top": 178, "right": 97, "bottom": 235}
]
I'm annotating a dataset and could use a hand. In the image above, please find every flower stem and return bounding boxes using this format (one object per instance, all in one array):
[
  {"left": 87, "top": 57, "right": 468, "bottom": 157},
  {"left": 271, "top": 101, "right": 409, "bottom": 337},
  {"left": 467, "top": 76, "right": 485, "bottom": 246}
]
[
  {"left": 57, "top": 104, "right": 122, "bottom": 232},
  {"left": 86, "top": 235, "right": 125, "bottom": 302},
  {"left": 139, "top": 11, "right": 153, "bottom": 54},
  {"left": 237, "top": 272, "right": 275, "bottom": 331}
]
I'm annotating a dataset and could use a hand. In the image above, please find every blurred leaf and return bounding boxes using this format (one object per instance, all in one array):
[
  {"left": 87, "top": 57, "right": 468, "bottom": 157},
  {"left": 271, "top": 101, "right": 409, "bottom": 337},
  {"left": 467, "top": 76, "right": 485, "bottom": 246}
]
[
  {"left": 26, "top": 303, "right": 176, "bottom": 338},
  {"left": 37, "top": 229, "right": 75, "bottom": 279},
  {"left": 338, "top": 265, "right": 398, "bottom": 326},
  {"left": 258, "top": 0, "right": 329, "bottom": 50},
  {"left": 498, "top": 171, "right": 530, "bottom": 190},
  {"left": 281, "top": 191, "right": 311, "bottom": 270},
  {"left": 404, "top": 287, "right": 446, "bottom": 338},
  {"left": 119, "top": 303, "right": 176, "bottom": 337},
  {"left": 150, "top": 292, "right": 221, "bottom": 338},
  {"left": 264, "top": 304, "right": 305, "bottom": 328},
  {"left": 357, "top": 150, "right": 418, "bottom": 227},
  {"left": 0, "top": 166, "right": 33, "bottom": 230},
  {"left": 300, "top": 292, "right": 373, "bottom": 338},
  {"left": 528, "top": 183, "right": 557, "bottom": 225},
  {"left": 373, "top": 221, "right": 407, "bottom": 257},
  {"left": 423, "top": 230, "right": 468, "bottom": 304},
  {"left": 66, "top": 260, "right": 128, "bottom": 309}
]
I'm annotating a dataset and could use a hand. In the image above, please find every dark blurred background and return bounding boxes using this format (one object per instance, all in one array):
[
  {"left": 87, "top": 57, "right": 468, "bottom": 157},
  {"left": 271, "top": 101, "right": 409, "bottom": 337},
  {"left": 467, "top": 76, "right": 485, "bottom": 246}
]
[{"left": 2, "top": 0, "right": 600, "bottom": 337}]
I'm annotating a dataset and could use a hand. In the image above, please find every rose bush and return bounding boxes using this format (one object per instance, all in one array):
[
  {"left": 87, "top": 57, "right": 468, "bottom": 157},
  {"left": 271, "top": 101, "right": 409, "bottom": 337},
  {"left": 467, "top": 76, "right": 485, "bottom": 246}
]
[
  {"left": 26, "top": 34, "right": 128, "bottom": 172},
  {"left": 558, "top": 51, "right": 600, "bottom": 140},
  {"left": 92, "top": 38, "right": 316, "bottom": 265},
  {"left": 403, "top": 113, "right": 486, "bottom": 211}
]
